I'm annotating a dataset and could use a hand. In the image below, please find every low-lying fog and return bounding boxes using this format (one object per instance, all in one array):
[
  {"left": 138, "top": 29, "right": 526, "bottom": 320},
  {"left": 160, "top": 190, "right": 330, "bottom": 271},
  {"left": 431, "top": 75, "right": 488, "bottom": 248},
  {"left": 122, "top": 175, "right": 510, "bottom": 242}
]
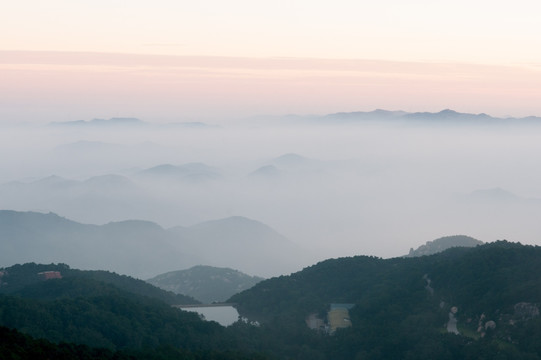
[{"left": 2, "top": 115, "right": 541, "bottom": 269}]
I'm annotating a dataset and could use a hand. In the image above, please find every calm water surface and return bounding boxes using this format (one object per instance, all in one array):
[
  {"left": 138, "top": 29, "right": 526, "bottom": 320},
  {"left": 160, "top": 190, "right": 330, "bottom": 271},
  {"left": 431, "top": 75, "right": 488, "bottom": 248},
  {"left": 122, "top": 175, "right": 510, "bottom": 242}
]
[{"left": 183, "top": 306, "right": 239, "bottom": 326}]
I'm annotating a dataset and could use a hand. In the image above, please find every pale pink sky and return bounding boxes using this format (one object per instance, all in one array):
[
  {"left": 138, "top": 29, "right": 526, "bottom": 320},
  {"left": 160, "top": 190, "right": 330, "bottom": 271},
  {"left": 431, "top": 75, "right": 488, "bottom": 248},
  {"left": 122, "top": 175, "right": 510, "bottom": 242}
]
[
  {"left": 1, "top": 51, "right": 541, "bottom": 123},
  {"left": 2, "top": 1, "right": 541, "bottom": 122}
]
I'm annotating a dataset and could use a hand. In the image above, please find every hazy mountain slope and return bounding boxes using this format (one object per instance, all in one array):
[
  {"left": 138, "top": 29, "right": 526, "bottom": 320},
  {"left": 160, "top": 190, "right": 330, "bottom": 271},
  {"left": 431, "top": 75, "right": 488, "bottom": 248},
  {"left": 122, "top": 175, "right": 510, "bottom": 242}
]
[
  {"left": 467, "top": 187, "right": 524, "bottom": 202},
  {"left": 137, "top": 163, "right": 221, "bottom": 182},
  {"left": 0, "top": 210, "right": 304, "bottom": 279},
  {"left": 405, "top": 235, "right": 483, "bottom": 257},
  {"left": 169, "top": 216, "right": 307, "bottom": 277},
  {"left": 147, "top": 265, "right": 264, "bottom": 304},
  {"left": 322, "top": 108, "right": 541, "bottom": 124},
  {"left": 53, "top": 140, "right": 123, "bottom": 153},
  {"left": 50, "top": 117, "right": 146, "bottom": 127},
  {"left": 248, "top": 165, "right": 282, "bottom": 179},
  {"left": 0, "top": 174, "right": 143, "bottom": 224},
  {"left": 0, "top": 211, "right": 192, "bottom": 279},
  {"left": 270, "top": 153, "right": 318, "bottom": 168},
  {"left": 324, "top": 109, "right": 406, "bottom": 122},
  {"left": 83, "top": 174, "right": 135, "bottom": 189},
  {"left": 403, "top": 109, "right": 495, "bottom": 122},
  {"left": 246, "top": 153, "right": 327, "bottom": 183}
]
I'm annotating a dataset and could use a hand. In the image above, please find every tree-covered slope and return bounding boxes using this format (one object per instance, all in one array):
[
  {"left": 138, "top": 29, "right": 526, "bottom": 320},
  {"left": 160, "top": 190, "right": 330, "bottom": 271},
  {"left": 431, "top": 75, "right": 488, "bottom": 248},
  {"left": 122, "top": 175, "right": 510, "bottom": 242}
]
[
  {"left": 0, "top": 263, "right": 198, "bottom": 304},
  {"left": 0, "top": 263, "right": 237, "bottom": 351},
  {"left": 0, "top": 325, "right": 125, "bottom": 360},
  {"left": 0, "top": 325, "right": 266, "bottom": 360},
  {"left": 229, "top": 241, "right": 541, "bottom": 359}
]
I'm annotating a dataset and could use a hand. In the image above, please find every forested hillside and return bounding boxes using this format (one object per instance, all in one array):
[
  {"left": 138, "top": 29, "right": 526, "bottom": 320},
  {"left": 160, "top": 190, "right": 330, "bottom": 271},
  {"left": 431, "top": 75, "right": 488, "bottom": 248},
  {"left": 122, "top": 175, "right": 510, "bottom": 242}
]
[
  {"left": 3, "top": 243, "right": 541, "bottom": 359},
  {"left": 0, "top": 263, "right": 197, "bottom": 304},
  {"left": 0, "top": 326, "right": 265, "bottom": 360},
  {"left": 230, "top": 241, "right": 541, "bottom": 359}
]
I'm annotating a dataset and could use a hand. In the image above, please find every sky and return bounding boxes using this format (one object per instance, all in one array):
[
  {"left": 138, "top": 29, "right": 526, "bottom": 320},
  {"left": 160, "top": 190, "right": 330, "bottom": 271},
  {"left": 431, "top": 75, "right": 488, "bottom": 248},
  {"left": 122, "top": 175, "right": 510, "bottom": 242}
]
[
  {"left": 2, "top": 1, "right": 541, "bottom": 122},
  {"left": 2, "top": 1, "right": 541, "bottom": 270}
]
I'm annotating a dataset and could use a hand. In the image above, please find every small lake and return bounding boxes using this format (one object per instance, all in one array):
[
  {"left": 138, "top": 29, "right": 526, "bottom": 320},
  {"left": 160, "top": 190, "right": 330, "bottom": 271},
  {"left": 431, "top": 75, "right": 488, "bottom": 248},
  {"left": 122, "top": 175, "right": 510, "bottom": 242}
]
[{"left": 180, "top": 305, "right": 239, "bottom": 326}]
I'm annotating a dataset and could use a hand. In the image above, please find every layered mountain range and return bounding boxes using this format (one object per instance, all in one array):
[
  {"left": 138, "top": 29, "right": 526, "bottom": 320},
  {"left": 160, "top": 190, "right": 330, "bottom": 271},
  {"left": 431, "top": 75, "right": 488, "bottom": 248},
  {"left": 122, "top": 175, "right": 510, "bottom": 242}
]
[
  {"left": 47, "top": 110, "right": 541, "bottom": 127},
  {"left": 0, "top": 210, "right": 304, "bottom": 279},
  {"left": 322, "top": 108, "right": 541, "bottom": 124}
]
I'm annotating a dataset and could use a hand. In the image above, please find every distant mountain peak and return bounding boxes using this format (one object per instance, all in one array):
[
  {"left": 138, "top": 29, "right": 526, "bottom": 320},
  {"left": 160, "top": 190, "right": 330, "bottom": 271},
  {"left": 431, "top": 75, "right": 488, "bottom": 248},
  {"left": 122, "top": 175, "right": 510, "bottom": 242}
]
[
  {"left": 49, "top": 117, "right": 145, "bottom": 127},
  {"left": 103, "top": 219, "right": 163, "bottom": 230},
  {"left": 141, "top": 163, "right": 177, "bottom": 173},
  {"left": 275, "top": 153, "right": 306, "bottom": 161},
  {"left": 439, "top": 108, "right": 458, "bottom": 114},
  {"left": 270, "top": 153, "right": 320, "bottom": 169},
  {"left": 83, "top": 174, "right": 133, "bottom": 186},
  {"left": 147, "top": 265, "right": 264, "bottom": 303},
  {"left": 168, "top": 215, "right": 302, "bottom": 277},
  {"left": 96, "top": 117, "right": 142, "bottom": 124},
  {"left": 191, "top": 215, "right": 276, "bottom": 231},
  {"left": 470, "top": 187, "right": 519, "bottom": 201},
  {"left": 461, "top": 187, "right": 534, "bottom": 207},
  {"left": 34, "top": 175, "right": 72, "bottom": 185},
  {"left": 406, "top": 235, "right": 483, "bottom": 257},
  {"left": 137, "top": 163, "right": 220, "bottom": 183},
  {"left": 319, "top": 108, "right": 540, "bottom": 124},
  {"left": 53, "top": 140, "right": 120, "bottom": 152},
  {"left": 248, "top": 165, "right": 281, "bottom": 178}
]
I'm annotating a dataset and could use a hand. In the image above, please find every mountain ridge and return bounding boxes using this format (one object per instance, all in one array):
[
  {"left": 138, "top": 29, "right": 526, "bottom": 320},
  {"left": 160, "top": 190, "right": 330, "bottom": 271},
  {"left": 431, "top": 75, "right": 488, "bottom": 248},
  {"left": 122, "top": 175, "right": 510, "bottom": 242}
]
[
  {"left": 405, "top": 235, "right": 483, "bottom": 257},
  {"left": 50, "top": 117, "right": 145, "bottom": 127},
  {"left": 147, "top": 265, "right": 264, "bottom": 304},
  {"left": 0, "top": 210, "right": 304, "bottom": 279},
  {"left": 322, "top": 108, "right": 541, "bottom": 124}
]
